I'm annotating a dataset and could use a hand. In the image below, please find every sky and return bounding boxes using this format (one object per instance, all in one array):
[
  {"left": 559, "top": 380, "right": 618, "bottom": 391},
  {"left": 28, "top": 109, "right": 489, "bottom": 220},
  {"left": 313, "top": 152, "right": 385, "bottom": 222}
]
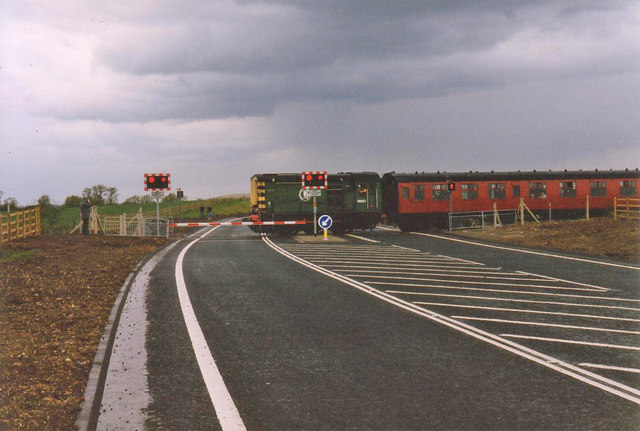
[{"left": 1, "top": 0, "right": 639, "bottom": 205}]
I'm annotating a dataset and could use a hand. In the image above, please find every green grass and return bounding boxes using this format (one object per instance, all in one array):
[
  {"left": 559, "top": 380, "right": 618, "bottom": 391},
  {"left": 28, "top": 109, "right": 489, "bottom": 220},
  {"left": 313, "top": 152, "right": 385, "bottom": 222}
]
[
  {"left": 0, "top": 248, "right": 41, "bottom": 263},
  {"left": 42, "top": 197, "right": 250, "bottom": 233}
]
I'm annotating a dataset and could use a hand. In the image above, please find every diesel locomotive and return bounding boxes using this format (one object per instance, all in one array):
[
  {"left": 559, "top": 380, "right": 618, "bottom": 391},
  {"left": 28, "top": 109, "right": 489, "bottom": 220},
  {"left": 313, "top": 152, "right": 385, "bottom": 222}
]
[
  {"left": 248, "top": 172, "right": 381, "bottom": 234},
  {"left": 250, "top": 169, "right": 639, "bottom": 233}
]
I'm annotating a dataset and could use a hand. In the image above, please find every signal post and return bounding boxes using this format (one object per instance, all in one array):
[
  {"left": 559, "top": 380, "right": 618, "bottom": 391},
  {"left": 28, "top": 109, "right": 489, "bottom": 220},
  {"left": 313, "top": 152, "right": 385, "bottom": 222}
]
[
  {"left": 302, "top": 171, "right": 327, "bottom": 236},
  {"left": 144, "top": 173, "right": 171, "bottom": 236}
]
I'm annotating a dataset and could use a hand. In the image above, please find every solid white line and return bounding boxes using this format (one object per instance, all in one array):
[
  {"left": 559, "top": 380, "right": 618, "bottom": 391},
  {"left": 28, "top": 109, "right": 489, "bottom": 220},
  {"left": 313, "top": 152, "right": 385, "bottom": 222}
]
[
  {"left": 500, "top": 334, "right": 640, "bottom": 351},
  {"left": 412, "top": 301, "right": 640, "bottom": 323},
  {"left": 356, "top": 276, "right": 605, "bottom": 292},
  {"left": 175, "top": 225, "right": 246, "bottom": 431},
  {"left": 450, "top": 316, "right": 640, "bottom": 335},
  {"left": 264, "top": 237, "right": 640, "bottom": 404},
  {"left": 382, "top": 291, "right": 640, "bottom": 312},
  {"left": 295, "top": 255, "right": 467, "bottom": 264},
  {"left": 579, "top": 363, "right": 640, "bottom": 374},
  {"left": 345, "top": 233, "right": 381, "bottom": 243},
  {"left": 411, "top": 232, "right": 640, "bottom": 271},
  {"left": 391, "top": 244, "right": 422, "bottom": 252}
]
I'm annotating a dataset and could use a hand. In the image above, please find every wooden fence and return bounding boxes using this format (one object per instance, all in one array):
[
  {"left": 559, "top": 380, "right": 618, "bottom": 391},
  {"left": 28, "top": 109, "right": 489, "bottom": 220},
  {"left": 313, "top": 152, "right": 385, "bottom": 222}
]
[
  {"left": 614, "top": 197, "right": 640, "bottom": 220},
  {"left": 0, "top": 207, "right": 41, "bottom": 243}
]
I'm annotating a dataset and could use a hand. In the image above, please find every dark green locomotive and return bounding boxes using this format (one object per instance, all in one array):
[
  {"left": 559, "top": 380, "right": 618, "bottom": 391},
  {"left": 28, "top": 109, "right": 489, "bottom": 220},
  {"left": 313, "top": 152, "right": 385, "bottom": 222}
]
[{"left": 249, "top": 172, "right": 381, "bottom": 234}]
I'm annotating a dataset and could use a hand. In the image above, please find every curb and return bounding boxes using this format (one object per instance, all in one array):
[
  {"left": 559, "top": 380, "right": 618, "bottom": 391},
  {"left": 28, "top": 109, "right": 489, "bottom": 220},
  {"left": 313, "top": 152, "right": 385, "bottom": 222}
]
[{"left": 75, "top": 241, "right": 177, "bottom": 431}]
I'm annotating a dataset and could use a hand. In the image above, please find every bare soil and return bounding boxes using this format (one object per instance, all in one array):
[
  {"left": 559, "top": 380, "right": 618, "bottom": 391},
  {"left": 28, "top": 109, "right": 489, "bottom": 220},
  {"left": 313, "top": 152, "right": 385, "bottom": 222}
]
[
  {"left": 0, "top": 218, "right": 637, "bottom": 430},
  {"left": 0, "top": 234, "right": 167, "bottom": 431},
  {"left": 452, "top": 217, "right": 640, "bottom": 262}
]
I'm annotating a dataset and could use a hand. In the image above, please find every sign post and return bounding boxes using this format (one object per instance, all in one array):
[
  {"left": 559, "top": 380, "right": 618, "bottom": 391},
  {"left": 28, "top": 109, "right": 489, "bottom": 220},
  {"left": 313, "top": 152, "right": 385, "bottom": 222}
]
[{"left": 318, "top": 214, "right": 333, "bottom": 241}]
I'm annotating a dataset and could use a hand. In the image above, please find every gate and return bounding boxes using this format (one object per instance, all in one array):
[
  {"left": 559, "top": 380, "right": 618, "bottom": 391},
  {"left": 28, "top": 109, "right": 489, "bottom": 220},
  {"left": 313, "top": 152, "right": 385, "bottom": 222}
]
[{"left": 448, "top": 209, "right": 518, "bottom": 230}]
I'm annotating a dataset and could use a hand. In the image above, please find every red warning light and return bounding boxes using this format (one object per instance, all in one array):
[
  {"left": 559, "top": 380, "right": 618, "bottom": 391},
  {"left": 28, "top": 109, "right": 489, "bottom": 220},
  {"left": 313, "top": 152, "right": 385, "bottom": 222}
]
[
  {"left": 161, "top": 176, "right": 167, "bottom": 182},
  {"left": 317, "top": 174, "right": 324, "bottom": 180},
  {"left": 306, "top": 174, "right": 312, "bottom": 181},
  {"left": 148, "top": 176, "right": 155, "bottom": 183}
]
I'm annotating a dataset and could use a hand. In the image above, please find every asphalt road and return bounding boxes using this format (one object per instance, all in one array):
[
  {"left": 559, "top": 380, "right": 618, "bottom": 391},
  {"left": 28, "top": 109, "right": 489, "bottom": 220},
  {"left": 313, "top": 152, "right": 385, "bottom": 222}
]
[{"left": 108, "top": 225, "right": 640, "bottom": 430}]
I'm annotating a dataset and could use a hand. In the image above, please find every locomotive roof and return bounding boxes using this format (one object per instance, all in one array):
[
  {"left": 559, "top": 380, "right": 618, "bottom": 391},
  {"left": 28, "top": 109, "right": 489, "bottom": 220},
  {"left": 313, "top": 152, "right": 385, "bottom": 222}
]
[
  {"left": 252, "top": 172, "right": 380, "bottom": 182},
  {"left": 384, "top": 169, "right": 640, "bottom": 183}
]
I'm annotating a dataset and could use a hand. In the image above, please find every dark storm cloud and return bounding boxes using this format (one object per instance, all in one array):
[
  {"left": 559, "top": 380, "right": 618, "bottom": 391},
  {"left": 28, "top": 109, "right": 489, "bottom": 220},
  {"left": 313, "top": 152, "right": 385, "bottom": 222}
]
[{"left": 74, "top": 0, "right": 635, "bottom": 124}]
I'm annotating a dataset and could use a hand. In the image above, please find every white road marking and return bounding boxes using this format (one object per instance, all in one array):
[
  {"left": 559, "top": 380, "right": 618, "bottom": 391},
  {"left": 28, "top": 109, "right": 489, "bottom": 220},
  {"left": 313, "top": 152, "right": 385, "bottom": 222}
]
[
  {"left": 499, "top": 334, "right": 640, "bottom": 351},
  {"left": 386, "top": 288, "right": 636, "bottom": 303},
  {"left": 345, "top": 233, "right": 381, "bottom": 243},
  {"left": 450, "top": 316, "right": 640, "bottom": 335},
  {"left": 410, "top": 232, "right": 640, "bottom": 271},
  {"left": 383, "top": 291, "right": 640, "bottom": 312},
  {"left": 322, "top": 264, "right": 503, "bottom": 273},
  {"left": 337, "top": 269, "right": 552, "bottom": 282},
  {"left": 264, "top": 237, "right": 640, "bottom": 404},
  {"left": 391, "top": 244, "right": 422, "bottom": 252},
  {"left": 297, "top": 255, "right": 471, "bottom": 264},
  {"left": 354, "top": 275, "right": 605, "bottom": 292},
  {"left": 411, "top": 301, "right": 640, "bottom": 323},
  {"left": 306, "top": 258, "right": 488, "bottom": 268},
  {"left": 175, "top": 225, "right": 246, "bottom": 431},
  {"left": 515, "top": 271, "right": 610, "bottom": 292},
  {"left": 579, "top": 363, "right": 640, "bottom": 374},
  {"left": 435, "top": 254, "right": 484, "bottom": 266},
  {"left": 369, "top": 280, "right": 603, "bottom": 293}
]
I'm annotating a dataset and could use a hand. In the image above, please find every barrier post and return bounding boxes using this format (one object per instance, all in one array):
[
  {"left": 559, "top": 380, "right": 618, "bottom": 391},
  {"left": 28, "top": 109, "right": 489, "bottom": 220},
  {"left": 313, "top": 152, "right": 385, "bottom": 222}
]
[
  {"left": 627, "top": 198, "right": 630, "bottom": 219},
  {"left": 586, "top": 195, "right": 590, "bottom": 221},
  {"left": 614, "top": 197, "right": 617, "bottom": 220},
  {"left": 519, "top": 198, "right": 524, "bottom": 226}
]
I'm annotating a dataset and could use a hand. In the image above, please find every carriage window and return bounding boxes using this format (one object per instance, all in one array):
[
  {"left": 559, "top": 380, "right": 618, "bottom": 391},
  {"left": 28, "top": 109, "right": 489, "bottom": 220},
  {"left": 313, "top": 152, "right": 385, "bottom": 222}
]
[
  {"left": 359, "top": 184, "right": 368, "bottom": 196},
  {"left": 529, "top": 182, "right": 547, "bottom": 199},
  {"left": 559, "top": 181, "right": 577, "bottom": 198},
  {"left": 489, "top": 183, "right": 505, "bottom": 200},
  {"left": 512, "top": 185, "right": 520, "bottom": 198},
  {"left": 401, "top": 187, "right": 410, "bottom": 200},
  {"left": 461, "top": 184, "right": 478, "bottom": 200},
  {"left": 620, "top": 180, "right": 637, "bottom": 197},
  {"left": 590, "top": 181, "right": 607, "bottom": 197},
  {"left": 432, "top": 184, "right": 449, "bottom": 201},
  {"left": 414, "top": 184, "right": 425, "bottom": 201}
]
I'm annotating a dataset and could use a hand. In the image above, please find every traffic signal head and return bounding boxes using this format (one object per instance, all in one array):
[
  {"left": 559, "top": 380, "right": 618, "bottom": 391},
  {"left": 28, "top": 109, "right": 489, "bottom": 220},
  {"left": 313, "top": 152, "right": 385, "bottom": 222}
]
[
  {"left": 301, "top": 171, "right": 328, "bottom": 189},
  {"left": 145, "top": 173, "right": 171, "bottom": 191},
  {"left": 448, "top": 182, "right": 456, "bottom": 192}
]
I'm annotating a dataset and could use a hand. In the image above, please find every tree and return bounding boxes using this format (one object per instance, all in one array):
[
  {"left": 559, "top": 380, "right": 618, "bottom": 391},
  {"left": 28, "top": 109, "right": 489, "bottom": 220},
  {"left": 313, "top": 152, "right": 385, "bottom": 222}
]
[
  {"left": 3, "top": 197, "right": 18, "bottom": 211},
  {"left": 162, "top": 193, "right": 178, "bottom": 203},
  {"left": 37, "top": 195, "right": 52, "bottom": 208},
  {"left": 123, "top": 195, "right": 153, "bottom": 204},
  {"left": 64, "top": 195, "right": 82, "bottom": 208},
  {"left": 82, "top": 185, "right": 119, "bottom": 205}
]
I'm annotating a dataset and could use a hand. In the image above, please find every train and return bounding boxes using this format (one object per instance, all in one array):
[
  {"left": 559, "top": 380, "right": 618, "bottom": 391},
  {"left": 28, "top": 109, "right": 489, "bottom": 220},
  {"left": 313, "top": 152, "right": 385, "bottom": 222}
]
[{"left": 249, "top": 169, "right": 639, "bottom": 233}]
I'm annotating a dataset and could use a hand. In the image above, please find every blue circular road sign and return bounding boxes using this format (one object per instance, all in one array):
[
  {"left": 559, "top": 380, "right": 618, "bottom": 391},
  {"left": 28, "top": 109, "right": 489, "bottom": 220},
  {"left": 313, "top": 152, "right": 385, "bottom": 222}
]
[{"left": 318, "top": 214, "right": 333, "bottom": 230}]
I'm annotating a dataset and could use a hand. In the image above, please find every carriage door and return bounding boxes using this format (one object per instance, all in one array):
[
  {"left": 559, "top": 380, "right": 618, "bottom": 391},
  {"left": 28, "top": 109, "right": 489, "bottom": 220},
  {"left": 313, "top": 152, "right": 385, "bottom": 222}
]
[{"left": 327, "top": 189, "right": 344, "bottom": 212}]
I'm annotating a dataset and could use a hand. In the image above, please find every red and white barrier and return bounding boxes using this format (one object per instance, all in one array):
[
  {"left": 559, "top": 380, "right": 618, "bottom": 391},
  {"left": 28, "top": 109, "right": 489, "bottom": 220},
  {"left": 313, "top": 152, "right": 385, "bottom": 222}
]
[{"left": 170, "top": 220, "right": 308, "bottom": 227}]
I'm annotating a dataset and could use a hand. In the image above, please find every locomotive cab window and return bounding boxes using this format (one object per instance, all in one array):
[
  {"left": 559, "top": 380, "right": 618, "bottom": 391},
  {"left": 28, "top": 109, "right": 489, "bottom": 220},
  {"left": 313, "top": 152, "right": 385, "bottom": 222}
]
[
  {"left": 512, "top": 185, "right": 520, "bottom": 198},
  {"left": 620, "top": 180, "right": 637, "bottom": 197},
  {"left": 590, "top": 181, "right": 607, "bottom": 197},
  {"left": 401, "top": 187, "right": 410, "bottom": 200},
  {"left": 359, "top": 184, "right": 368, "bottom": 196},
  {"left": 559, "top": 181, "right": 577, "bottom": 198},
  {"left": 529, "top": 182, "right": 547, "bottom": 199},
  {"left": 414, "top": 184, "right": 425, "bottom": 201},
  {"left": 489, "top": 183, "right": 505, "bottom": 200},
  {"left": 432, "top": 184, "right": 449, "bottom": 201},
  {"left": 461, "top": 184, "right": 478, "bottom": 200}
]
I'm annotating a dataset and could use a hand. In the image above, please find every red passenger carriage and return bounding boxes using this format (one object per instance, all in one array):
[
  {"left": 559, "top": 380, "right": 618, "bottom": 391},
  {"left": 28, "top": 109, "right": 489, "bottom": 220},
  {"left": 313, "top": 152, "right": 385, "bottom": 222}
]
[{"left": 382, "top": 169, "right": 639, "bottom": 231}]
